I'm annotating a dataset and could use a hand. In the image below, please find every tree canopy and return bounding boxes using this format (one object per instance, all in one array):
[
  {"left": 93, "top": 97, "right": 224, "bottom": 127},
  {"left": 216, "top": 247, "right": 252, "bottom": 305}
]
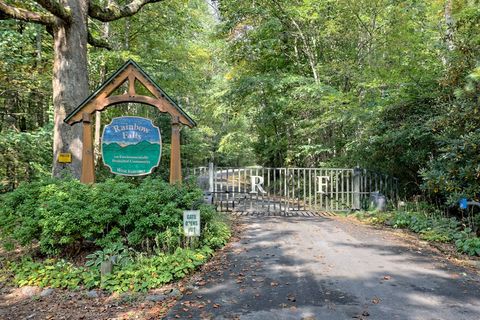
[{"left": 1, "top": 0, "right": 480, "bottom": 206}]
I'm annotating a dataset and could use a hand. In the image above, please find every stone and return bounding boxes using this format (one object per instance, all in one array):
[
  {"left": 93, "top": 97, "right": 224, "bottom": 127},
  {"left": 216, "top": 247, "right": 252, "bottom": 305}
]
[
  {"left": 145, "top": 294, "right": 168, "bottom": 302},
  {"left": 40, "top": 288, "right": 54, "bottom": 297},
  {"left": 100, "top": 260, "right": 113, "bottom": 277},
  {"left": 167, "top": 288, "right": 182, "bottom": 298},
  {"left": 86, "top": 290, "right": 99, "bottom": 298},
  {"left": 20, "top": 286, "right": 41, "bottom": 297}
]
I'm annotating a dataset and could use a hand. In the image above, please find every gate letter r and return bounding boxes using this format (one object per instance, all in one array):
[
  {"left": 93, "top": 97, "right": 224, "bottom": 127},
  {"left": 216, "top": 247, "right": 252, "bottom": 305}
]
[{"left": 250, "top": 176, "right": 267, "bottom": 194}]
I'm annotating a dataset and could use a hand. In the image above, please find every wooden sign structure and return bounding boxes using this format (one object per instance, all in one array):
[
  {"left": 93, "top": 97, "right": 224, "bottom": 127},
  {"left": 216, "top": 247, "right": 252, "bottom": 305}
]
[{"left": 64, "top": 60, "right": 196, "bottom": 184}]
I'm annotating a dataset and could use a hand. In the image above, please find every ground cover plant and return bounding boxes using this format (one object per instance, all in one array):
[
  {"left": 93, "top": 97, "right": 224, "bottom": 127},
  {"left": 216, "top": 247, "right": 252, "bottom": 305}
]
[
  {"left": 349, "top": 203, "right": 480, "bottom": 257},
  {"left": 0, "top": 177, "right": 231, "bottom": 292}
]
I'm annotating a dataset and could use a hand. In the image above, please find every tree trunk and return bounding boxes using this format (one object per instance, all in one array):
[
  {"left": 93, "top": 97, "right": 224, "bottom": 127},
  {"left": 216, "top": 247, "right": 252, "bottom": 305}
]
[
  {"left": 444, "top": 0, "right": 455, "bottom": 52},
  {"left": 51, "top": 0, "right": 89, "bottom": 178}
]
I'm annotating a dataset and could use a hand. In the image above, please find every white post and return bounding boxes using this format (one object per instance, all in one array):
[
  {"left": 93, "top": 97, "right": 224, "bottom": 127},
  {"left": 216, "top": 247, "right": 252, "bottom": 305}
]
[{"left": 208, "top": 162, "right": 214, "bottom": 193}]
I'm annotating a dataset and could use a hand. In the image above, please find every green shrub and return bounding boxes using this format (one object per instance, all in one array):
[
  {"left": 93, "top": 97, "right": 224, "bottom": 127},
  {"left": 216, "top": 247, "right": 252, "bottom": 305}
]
[
  {"left": 202, "top": 218, "right": 232, "bottom": 249},
  {"left": 421, "top": 129, "right": 480, "bottom": 205},
  {"left": 455, "top": 229, "right": 480, "bottom": 256},
  {"left": 99, "top": 246, "right": 214, "bottom": 292},
  {"left": 455, "top": 237, "right": 480, "bottom": 256},
  {"left": 0, "top": 177, "right": 227, "bottom": 255}
]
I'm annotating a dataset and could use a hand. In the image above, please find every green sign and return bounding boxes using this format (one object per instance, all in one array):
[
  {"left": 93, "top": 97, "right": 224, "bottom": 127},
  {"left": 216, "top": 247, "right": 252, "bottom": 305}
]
[{"left": 102, "top": 117, "right": 161, "bottom": 176}]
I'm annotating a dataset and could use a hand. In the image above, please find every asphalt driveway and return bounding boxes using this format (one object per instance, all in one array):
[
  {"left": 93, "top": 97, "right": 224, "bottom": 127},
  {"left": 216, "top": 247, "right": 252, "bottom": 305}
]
[{"left": 165, "top": 214, "right": 480, "bottom": 320}]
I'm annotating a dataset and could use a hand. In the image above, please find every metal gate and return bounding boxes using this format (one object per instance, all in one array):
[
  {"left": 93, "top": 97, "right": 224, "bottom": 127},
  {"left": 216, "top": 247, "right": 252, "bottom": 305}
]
[{"left": 190, "top": 165, "right": 398, "bottom": 212}]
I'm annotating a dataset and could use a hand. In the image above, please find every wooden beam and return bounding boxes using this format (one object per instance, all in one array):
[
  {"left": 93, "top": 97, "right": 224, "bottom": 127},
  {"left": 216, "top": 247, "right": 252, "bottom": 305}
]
[
  {"left": 80, "top": 113, "right": 95, "bottom": 184},
  {"left": 169, "top": 116, "right": 182, "bottom": 185},
  {"left": 66, "top": 65, "right": 194, "bottom": 127}
]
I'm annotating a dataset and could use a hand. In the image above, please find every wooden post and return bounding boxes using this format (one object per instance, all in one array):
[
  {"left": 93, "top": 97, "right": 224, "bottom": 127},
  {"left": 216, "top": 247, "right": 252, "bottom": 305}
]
[
  {"left": 170, "top": 116, "right": 182, "bottom": 185},
  {"left": 81, "top": 112, "right": 95, "bottom": 184}
]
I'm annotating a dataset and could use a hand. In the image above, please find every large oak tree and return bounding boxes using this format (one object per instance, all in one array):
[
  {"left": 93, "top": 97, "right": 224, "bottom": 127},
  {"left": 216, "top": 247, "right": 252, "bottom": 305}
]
[{"left": 0, "top": 0, "right": 164, "bottom": 178}]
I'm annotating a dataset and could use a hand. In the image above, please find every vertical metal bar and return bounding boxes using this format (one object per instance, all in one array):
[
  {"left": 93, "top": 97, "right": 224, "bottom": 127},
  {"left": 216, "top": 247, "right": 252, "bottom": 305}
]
[
  {"left": 340, "top": 170, "right": 344, "bottom": 211},
  {"left": 295, "top": 168, "right": 298, "bottom": 210},
  {"left": 329, "top": 169, "right": 333, "bottom": 211},
  {"left": 335, "top": 170, "right": 338, "bottom": 211},
  {"left": 297, "top": 168, "right": 300, "bottom": 210},
  {"left": 347, "top": 170, "right": 351, "bottom": 209},
  {"left": 303, "top": 168, "right": 306, "bottom": 211},
  {"left": 314, "top": 169, "right": 318, "bottom": 210},
  {"left": 267, "top": 168, "right": 271, "bottom": 212},
  {"left": 249, "top": 168, "right": 253, "bottom": 211},
  {"left": 227, "top": 168, "right": 230, "bottom": 211},
  {"left": 285, "top": 168, "right": 288, "bottom": 212},
  {"left": 273, "top": 168, "right": 277, "bottom": 211},
  {"left": 289, "top": 168, "right": 292, "bottom": 211},
  {"left": 308, "top": 168, "right": 312, "bottom": 210}
]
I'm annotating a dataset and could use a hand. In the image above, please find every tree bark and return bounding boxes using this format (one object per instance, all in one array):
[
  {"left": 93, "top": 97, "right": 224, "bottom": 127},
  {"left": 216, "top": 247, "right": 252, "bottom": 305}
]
[
  {"left": 51, "top": 0, "right": 89, "bottom": 178},
  {"left": 444, "top": 0, "right": 455, "bottom": 52}
]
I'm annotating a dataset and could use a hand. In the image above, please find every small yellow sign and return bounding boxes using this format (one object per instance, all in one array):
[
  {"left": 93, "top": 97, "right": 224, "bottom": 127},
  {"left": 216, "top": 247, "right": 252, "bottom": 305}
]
[{"left": 58, "top": 153, "right": 72, "bottom": 163}]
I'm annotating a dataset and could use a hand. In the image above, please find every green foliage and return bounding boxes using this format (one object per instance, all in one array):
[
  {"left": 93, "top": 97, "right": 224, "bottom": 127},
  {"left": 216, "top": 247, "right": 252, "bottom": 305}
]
[
  {"left": 421, "top": 128, "right": 480, "bottom": 204},
  {"left": 353, "top": 206, "right": 480, "bottom": 256},
  {"left": 0, "top": 126, "right": 53, "bottom": 192},
  {"left": 7, "top": 246, "right": 217, "bottom": 292},
  {"left": 455, "top": 237, "right": 480, "bottom": 256},
  {"left": 0, "top": 177, "right": 226, "bottom": 255},
  {"left": 455, "top": 228, "right": 480, "bottom": 256},
  {"left": 3, "top": 177, "right": 231, "bottom": 292},
  {"left": 99, "top": 246, "right": 214, "bottom": 293},
  {"left": 85, "top": 242, "right": 134, "bottom": 268},
  {"left": 9, "top": 258, "right": 99, "bottom": 290},
  {"left": 202, "top": 213, "right": 232, "bottom": 249}
]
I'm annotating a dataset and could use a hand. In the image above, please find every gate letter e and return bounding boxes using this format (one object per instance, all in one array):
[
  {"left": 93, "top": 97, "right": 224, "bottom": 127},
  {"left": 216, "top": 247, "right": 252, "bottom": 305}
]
[{"left": 250, "top": 176, "right": 267, "bottom": 194}]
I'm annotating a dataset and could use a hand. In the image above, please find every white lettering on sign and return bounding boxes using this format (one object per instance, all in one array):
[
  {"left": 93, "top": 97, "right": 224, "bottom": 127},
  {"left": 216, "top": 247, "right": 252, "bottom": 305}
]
[
  {"left": 183, "top": 210, "right": 201, "bottom": 237},
  {"left": 250, "top": 175, "right": 267, "bottom": 194},
  {"left": 316, "top": 176, "right": 330, "bottom": 194}
]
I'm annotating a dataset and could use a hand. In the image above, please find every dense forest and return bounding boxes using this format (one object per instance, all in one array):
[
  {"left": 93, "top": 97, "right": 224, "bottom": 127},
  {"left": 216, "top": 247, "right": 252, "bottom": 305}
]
[
  {"left": 1, "top": 0, "right": 479, "bottom": 208},
  {"left": 2, "top": 2, "right": 480, "bottom": 308}
]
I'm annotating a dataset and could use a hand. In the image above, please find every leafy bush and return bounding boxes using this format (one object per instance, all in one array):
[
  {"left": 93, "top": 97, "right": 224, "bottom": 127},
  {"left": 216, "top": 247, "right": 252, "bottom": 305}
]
[
  {"left": 0, "top": 126, "right": 53, "bottom": 192},
  {"left": 9, "top": 258, "right": 99, "bottom": 290},
  {"left": 353, "top": 207, "right": 480, "bottom": 256},
  {"left": 421, "top": 121, "right": 480, "bottom": 205},
  {"left": 85, "top": 242, "right": 134, "bottom": 268},
  {"left": 455, "top": 229, "right": 480, "bottom": 256},
  {"left": 0, "top": 177, "right": 226, "bottom": 255},
  {"left": 455, "top": 237, "right": 480, "bottom": 256},
  {"left": 99, "top": 246, "right": 214, "bottom": 292},
  {"left": 7, "top": 246, "right": 216, "bottom": 292}
]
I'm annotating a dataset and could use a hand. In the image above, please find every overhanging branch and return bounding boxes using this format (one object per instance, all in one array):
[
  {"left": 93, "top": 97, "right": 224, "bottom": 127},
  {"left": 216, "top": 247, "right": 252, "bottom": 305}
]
[
  {"left": 34, "top": 0, "right": 72, "bottom": 23},
  {"left": 88, "top": 0, "right": 164, "bottom": 22},
  {"left": 0, "top": 1, "right": 55, "bottom": 26},
  {"left": 88, "top": 30, "right": 112, "bottom": 50}
]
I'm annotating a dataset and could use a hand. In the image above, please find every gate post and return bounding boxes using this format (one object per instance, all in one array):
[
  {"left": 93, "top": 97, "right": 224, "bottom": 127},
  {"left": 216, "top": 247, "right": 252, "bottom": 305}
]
[
  {"left": 353, "top": 167, "right": 361, "bottom": 210},
  {"left": 208, "top": 162, "right": 214, "bottom": 193}
]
